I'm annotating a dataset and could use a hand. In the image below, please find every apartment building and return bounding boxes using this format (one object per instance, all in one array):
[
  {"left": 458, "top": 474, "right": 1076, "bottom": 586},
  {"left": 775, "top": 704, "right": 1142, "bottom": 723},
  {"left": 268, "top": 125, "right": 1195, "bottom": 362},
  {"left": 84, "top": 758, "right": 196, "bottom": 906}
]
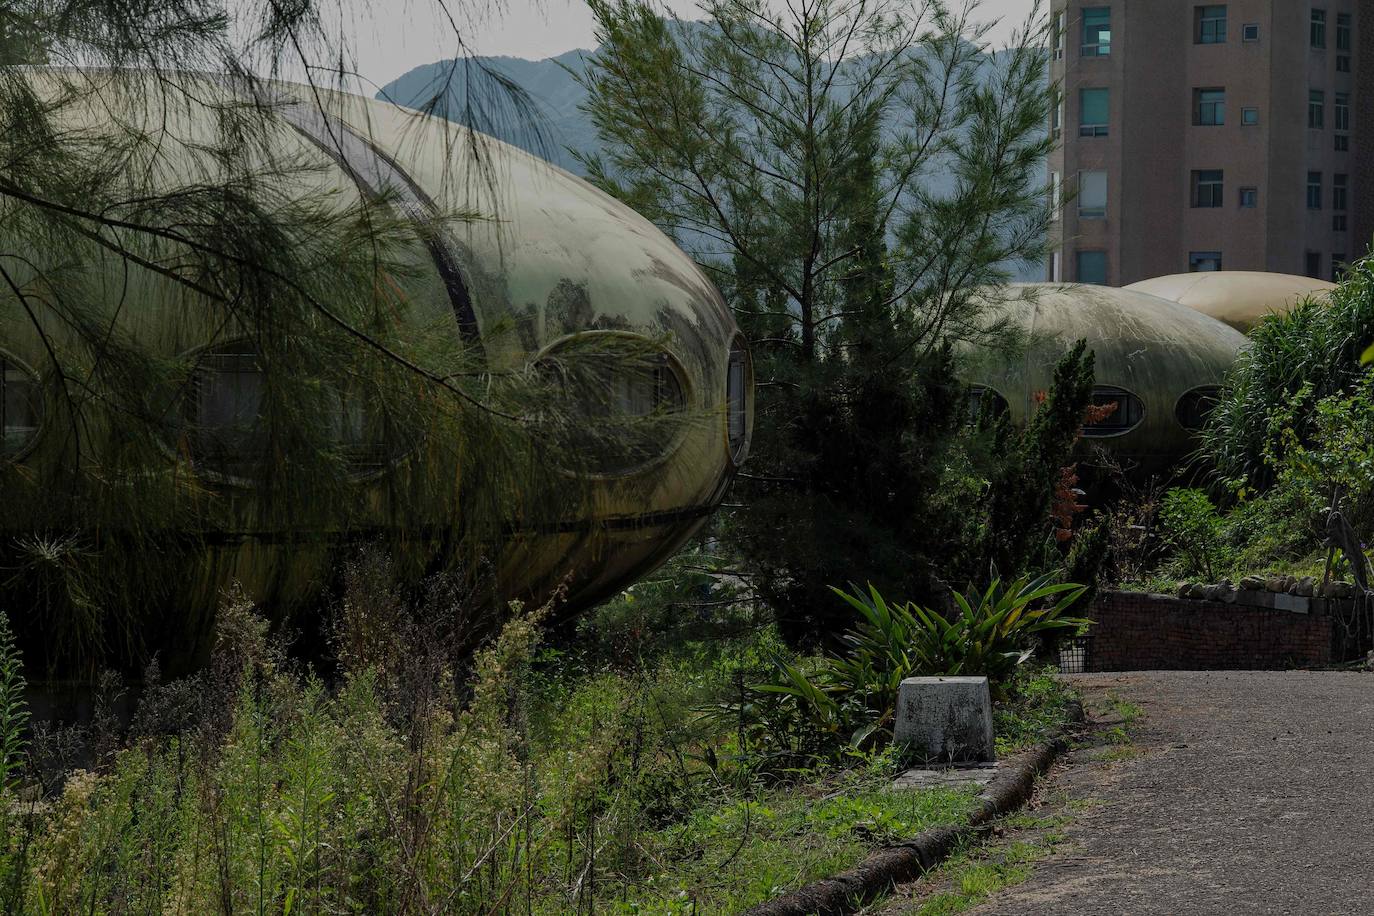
[{"left": 1048, "top": 1, "right": 1374, "bottom": 286}]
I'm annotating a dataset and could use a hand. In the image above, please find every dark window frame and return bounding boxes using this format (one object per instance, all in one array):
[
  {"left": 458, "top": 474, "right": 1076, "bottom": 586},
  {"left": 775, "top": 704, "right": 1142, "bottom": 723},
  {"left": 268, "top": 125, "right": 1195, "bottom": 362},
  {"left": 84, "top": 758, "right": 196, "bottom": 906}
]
[
  {"left": 1192, "top": 169, "right": 1225, "bottom": 208},
  {"left": 1194, "top": 87, "right": 1225, "bottom": 125},
  {"left": 1081, "top": 6, "right": 1111, "bottom": 56},
  {"left": 1189, "top": 250, "right": 1223, "bottom": 272},
  {"left": 1077, "top": 250, "right": 1108, "bottom": 285},
  {"left": 1079, "top": 87, "right": 1110, "bottom": 136},
  {"left": 1082, "top": 386, "right": 1145, "bottom": 437},
  {"left": 1196, "top": 4, "right": 1227, "bottom": 44},
  {"left": 1306, "top": 250, "right": 1323, "bottom": 279}
]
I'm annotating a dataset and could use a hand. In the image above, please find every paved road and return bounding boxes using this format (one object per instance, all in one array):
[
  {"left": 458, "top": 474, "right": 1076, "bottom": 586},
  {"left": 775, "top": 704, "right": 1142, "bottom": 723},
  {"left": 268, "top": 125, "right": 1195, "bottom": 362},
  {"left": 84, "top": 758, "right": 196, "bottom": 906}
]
[{"left": 972, "top": 671, "right": 1374, "bottom": 916}]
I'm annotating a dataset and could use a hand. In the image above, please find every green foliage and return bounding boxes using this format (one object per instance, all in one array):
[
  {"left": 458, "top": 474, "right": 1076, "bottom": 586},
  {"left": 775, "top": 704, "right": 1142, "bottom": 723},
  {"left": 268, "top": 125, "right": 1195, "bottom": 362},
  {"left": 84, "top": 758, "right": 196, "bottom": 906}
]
[
  {"left": 579, "top": 0, "right": 1059, "bottom": 643},
  {"left": 993, "top": 665, "right": 1081, "bottom": 757},
  {"left": 0, "top": 549, "right": 1085, "bottom": 914},
  {"left": 977, "top": 340, "right": 1098, "bottom": 581},
  {"left": 1159, "top": 488, "right": 1228, "bottom": 580},
  {"left": 0, "top": 612, "right": 27, "bottom": 789},
  {"left": 750, "top": 576, "right": 1087, "bottom": 761},
  {"left": 1143, "top": 372, "right": 1374, "bottom": 584},
  {"left": 1203, "top": 259, "right": 1374, "bottom": 494}
]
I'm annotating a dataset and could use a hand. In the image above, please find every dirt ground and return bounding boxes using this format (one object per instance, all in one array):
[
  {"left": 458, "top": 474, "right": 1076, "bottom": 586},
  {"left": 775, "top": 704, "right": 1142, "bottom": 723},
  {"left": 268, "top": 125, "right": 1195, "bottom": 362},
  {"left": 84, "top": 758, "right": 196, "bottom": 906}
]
[{"left": 877, "top": 670, "right": 1374, "bottom": 916}]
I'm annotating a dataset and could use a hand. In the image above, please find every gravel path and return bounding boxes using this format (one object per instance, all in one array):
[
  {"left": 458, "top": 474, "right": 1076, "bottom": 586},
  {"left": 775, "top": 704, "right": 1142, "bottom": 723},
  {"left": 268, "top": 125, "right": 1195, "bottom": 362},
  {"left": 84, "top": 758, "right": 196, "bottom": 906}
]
[{"left": 968, "top": 671, "right": 1374, "bottom": 915}]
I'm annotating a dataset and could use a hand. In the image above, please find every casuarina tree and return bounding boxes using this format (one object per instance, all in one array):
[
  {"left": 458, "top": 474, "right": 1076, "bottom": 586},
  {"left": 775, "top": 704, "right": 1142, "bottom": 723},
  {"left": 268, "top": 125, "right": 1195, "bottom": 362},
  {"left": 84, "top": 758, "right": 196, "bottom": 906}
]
[{"left": 579, "top": 0, "right": 1060, "bottom": 643}]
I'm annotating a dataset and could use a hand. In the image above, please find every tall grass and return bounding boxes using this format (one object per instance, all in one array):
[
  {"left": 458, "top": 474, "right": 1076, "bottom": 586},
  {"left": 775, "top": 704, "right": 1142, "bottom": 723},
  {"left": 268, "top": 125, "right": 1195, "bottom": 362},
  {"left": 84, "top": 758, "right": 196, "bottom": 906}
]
[
  {"left": 1202, "top": 260, "right": 1374, "bottom": 494},
  {"left": 0, "top": 558, "right": 735, "bottom": 914},
  {"left": 0, "top": 549, "right": 1078, "bottom": 913}
]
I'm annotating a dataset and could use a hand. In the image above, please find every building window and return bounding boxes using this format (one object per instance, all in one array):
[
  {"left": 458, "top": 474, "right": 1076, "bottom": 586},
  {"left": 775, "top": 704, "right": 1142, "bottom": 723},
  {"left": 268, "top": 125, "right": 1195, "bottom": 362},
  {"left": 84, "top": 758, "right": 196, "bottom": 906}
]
[
  {"left": 538, "top": 335, "right": 690, "bottom": 476},
  {"left": 1194, "top": 88, "right": 1225, "bottom": 125},
  {"left": 1335, "top": 214, "right": 1348, "bottom": 231},
  {"left": 183, "top": 346, "right": 268, "bottom": 476},
  {"left": 1338, "top": 54, "right": 1351, "bottom": 72},
  {"left": 1053, "top": 10, "right": 1065, "bottom": 60},
  {"left": 1335, "top": 92, "right": 1350, "bottom": 132},
  {"left": 1190, "top": 251, "right": 1223, "bottom": 272},
  {"left": 1079, "top": 88, "right": 1109, "bottom": 136},
  {"left": 1308, "top": 171, "right": 1323, "bottom": 209},
  {"left": 1083, "top": 386, "right": 1145, "bottom": 437},
  {"left": 1192, "top": 170, "right": 1224, "bottom": 208},
  {"left": 1050, "top": 170, "right": 1062, "bottom": 213},
  {"left": 1306, "top": 251, "right": 1322, "bottom": 279},
  {"left": 1242, "top": 23, "right": 1260, "bottom": 42},
  {"left": 1336, "top": 133, "right": 1350, "bottom": 151},
  {"left": 1, "top": 357, "right": 42, "bottom": 461},
  {"left": 1050, "top": 250, "right": 1062, "bottom": 282},
  {"left": 1082, "top": 7, "right": 1111, "bottom": 57},
  {"left": 1196, "top": 5, "right": 1227, "bottom": 43},
  {"left": 1310, "top": 90, "right": 1325, "bottom": 129},
  {"left": 1051, "top": 92, "right": 1063, "bottom": 139},
  {"left": 1078, "top": 170, "right": 1107, "bottom": 218},
  {"left": 1239, "top": 187, "right": 1257, "bottom": 208},
  {"left": 1077, "top": 250, "right": 1108, "bottom": 285},
  {"left": 1312, "top": 9, "right": 1326, "bottom": 49},
  {"left": 727, "top": 341, "right": 750, "bottom": 464},
  {"left": 1176, "top": 386, "right": 1222, "bottom": 431},
  {"left": 1241, "top": 106, "right": 1259, "bottom": 126},
  {"left": 1333, "top": 255, "right": 1347, "bottom": 283},
  {"left": 1337, "top": 12, "right": 1351, "bottom": 51},
  {"left": 1334, "top": 173, "right": 1348, "bottom": 211}
]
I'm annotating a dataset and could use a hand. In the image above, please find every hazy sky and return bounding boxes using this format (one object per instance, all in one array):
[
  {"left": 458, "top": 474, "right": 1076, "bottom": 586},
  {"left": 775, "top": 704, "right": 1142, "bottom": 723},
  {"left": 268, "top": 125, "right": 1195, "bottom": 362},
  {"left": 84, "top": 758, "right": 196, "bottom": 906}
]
[{"left": 309, "top": 0, "right": 1034, "bottom": 91}]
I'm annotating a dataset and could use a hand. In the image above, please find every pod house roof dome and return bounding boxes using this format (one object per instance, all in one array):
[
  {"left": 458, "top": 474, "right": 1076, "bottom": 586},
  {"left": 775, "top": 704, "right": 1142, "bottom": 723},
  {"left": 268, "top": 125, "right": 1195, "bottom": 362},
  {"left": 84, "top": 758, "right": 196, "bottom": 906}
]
[
  {"left": 1124, "top": 271, "right": 1335, "bottom": 333},
  {"left": 0, "top": 69, "right": 752, "bottom": 674},
  {"left": 962, "top": 283, "right": 1247, "bottom": 474}
]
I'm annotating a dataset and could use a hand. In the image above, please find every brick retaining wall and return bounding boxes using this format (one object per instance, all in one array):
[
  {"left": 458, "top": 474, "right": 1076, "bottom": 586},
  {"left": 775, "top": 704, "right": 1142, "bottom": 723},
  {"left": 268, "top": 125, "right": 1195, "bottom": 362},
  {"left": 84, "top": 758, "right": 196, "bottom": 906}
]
[{"left": 1081, "top": 590, "right": 1354, "bottom": 672}]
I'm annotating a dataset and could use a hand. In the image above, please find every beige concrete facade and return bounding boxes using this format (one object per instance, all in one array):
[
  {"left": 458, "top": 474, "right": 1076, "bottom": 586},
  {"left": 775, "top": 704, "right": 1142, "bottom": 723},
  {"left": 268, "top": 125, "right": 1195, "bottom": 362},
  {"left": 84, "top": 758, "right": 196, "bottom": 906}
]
[{"left": 1049, "top": 1, "right": 1373, "bottom": 286}]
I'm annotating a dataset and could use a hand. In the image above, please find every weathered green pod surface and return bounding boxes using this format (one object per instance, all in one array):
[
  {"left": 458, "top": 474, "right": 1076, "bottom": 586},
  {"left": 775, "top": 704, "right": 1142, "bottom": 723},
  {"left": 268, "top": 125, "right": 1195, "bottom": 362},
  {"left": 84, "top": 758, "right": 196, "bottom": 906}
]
[
  {"left": 963, "top": 283, "right": 1246, "bottom": 473},
  {"left": 0, "top": 71, "right": 751, "bottom": 673},
  {"left": 1125, "top": 271, "right": 1335, "bottom": 333}
]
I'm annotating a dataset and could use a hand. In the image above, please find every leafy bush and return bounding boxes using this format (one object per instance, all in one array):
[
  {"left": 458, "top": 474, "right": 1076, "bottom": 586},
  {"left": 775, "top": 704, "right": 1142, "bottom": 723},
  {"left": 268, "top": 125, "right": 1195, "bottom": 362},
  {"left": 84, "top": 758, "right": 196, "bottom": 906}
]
[
  {"left": 1159, "top": 488, "right": 1229, "bottom": 580},
  {"left": 752, "top": 575, "right": 1088, "bottom": 757},
  {"left": 1202, "top": 260, "right": 1374, "bottom": 494}
]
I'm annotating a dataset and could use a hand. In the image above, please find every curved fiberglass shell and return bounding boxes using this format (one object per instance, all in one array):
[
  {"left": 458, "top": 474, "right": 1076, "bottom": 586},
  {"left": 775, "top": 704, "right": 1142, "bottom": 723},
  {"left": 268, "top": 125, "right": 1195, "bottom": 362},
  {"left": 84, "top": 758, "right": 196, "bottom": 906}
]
[
  {"left": 0, "top": 71, "right": 751, "bottom": 669},
  {"left": 962, "top": 283, "right": 1247, "bottom": 473},
  {"left": 1125, "top": 271, "right": 1335, "bottom": 333}
]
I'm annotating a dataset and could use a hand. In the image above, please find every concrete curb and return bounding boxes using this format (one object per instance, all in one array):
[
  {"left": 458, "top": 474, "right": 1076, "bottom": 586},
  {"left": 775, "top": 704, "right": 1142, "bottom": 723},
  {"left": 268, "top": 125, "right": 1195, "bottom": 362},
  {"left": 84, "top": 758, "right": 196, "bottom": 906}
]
[{"left": 744, "top": 705, "right": 1082, "bottom": 916}]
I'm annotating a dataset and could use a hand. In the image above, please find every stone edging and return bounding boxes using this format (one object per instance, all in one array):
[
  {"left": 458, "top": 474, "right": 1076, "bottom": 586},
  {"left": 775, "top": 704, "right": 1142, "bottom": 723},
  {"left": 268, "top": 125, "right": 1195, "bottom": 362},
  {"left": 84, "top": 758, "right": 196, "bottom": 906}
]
[{"left": 743, "top": 706, "right": 1082, "bottom": 916}]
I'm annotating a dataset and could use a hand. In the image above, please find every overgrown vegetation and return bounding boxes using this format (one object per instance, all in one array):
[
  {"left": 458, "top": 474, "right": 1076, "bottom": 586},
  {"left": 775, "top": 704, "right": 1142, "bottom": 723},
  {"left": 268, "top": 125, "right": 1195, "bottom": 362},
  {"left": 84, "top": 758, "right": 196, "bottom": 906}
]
[
  {"left": 0, "top": 0, "right": 1109, "bottom": 907},
  {"left": 1097, "top": 256, "right": 1374, "bottom": 593},
  {"left": 0, "top": 550, "right": 1080, "bottom": 913}
]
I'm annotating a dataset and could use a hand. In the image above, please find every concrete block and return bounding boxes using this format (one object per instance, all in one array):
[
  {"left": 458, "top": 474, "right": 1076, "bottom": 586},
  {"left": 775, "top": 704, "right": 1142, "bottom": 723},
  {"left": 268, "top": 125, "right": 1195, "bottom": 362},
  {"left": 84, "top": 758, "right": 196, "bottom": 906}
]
[
  {"left": 1273, "top": 593, "right": 1309, "bottom": 614},
  {"left": 894, "top": 676, "right": 995, "bottom": 764}
]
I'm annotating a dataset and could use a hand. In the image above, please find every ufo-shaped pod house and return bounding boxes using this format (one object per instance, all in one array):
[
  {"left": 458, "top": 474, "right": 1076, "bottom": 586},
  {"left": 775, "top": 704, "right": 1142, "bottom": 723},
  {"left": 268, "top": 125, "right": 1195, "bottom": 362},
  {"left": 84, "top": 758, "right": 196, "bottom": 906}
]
[
  {"left": 1125, "top": 271, "right": 1335, "bottom": 333},
  {"left": 0, "top": 71, "right": 750, "bottom": 670},
  {"left": 963, "top": 284, "right": 1246, "bottom": 474}
]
